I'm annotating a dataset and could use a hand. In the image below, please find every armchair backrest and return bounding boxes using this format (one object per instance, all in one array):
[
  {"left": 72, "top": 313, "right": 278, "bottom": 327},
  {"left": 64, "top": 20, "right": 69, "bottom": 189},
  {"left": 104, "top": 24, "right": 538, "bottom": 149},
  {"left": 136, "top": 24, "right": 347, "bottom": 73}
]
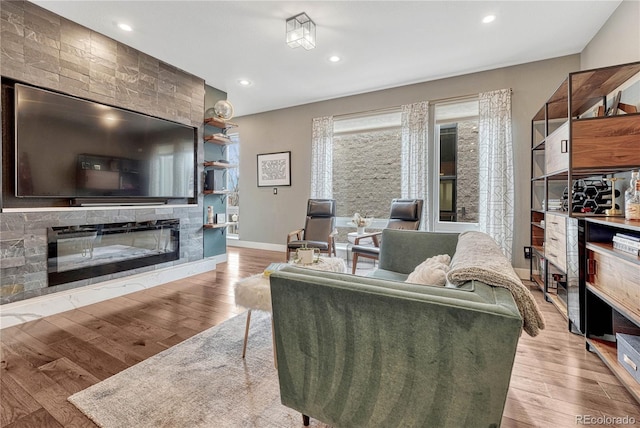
[
  {"left": 386, "top": 198, "right": 423, "bottom": 230},
  {"left": 304, "top": 199, "right": 336, "bottom": 241}
]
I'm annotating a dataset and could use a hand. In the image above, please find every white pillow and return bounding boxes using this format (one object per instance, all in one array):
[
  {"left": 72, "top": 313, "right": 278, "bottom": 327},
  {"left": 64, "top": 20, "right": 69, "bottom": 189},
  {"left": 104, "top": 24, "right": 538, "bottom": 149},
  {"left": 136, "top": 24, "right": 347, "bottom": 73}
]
[{"left": 405, "top": 254, "right": 451, "bottom": 287}]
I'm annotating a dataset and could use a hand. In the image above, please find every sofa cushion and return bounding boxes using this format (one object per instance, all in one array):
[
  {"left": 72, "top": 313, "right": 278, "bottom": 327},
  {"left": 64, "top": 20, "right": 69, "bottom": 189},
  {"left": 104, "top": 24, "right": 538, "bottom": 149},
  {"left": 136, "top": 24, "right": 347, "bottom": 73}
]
[{"left": 405, "top": 254, "right": 451, "bottom": 286}]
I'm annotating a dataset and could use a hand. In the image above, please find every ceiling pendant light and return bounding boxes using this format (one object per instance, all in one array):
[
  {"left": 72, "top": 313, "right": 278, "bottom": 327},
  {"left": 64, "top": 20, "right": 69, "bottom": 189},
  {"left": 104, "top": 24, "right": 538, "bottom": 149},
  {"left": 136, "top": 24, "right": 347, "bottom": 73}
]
[{"left": 286, "top": 12, "right": 316, "bottom": 50}]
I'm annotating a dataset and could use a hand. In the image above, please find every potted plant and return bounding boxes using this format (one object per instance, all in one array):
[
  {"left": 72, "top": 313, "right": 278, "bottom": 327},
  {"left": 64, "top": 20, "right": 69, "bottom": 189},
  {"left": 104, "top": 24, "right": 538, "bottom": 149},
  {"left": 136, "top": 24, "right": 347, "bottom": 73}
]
[
  {"left": 295, "top": 243, "right": 320, "bottom": 265},
  {"left": 351, "top": 213, "right": 373, "bottom": 234}
]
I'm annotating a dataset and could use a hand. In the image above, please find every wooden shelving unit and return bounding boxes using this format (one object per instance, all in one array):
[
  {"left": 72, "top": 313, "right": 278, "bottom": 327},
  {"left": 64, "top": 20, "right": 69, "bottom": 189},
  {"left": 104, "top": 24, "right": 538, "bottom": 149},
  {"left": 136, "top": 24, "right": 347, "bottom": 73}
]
[{"left": 530, "top": 62, "right": 640, "bottom": 342}]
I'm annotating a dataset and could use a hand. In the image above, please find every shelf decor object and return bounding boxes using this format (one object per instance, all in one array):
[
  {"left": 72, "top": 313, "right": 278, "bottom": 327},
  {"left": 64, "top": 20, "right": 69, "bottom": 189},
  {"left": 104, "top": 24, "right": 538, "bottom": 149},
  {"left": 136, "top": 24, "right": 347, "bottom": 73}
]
[
  {"left": 257, "top": 151, "right": 291, "bottom": 187},
  {"left": 213, "top": 100, "right": 234, "bottom": 120},
  {"left": 603, "top": 177, "right": 623, "bottom": 216}
]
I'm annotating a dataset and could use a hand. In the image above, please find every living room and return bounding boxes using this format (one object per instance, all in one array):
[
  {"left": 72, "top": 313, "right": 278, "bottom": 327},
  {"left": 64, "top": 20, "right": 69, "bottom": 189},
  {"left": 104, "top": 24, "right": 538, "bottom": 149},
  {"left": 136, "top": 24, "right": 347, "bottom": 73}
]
[{"left": 1, "top": 1, "right": 640, "bottom": 427}]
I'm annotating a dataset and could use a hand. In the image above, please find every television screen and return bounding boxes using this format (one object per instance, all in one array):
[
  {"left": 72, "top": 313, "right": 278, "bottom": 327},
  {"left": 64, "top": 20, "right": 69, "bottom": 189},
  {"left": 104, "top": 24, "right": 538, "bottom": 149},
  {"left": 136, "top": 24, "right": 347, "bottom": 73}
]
[{"left": 14, "top": 83, "right": 196, "bottom": 199}]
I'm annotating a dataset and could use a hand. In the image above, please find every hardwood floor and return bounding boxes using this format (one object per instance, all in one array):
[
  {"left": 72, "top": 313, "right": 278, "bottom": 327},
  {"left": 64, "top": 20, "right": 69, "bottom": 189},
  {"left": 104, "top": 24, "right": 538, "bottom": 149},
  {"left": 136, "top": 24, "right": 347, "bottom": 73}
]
[{"left": 1, "top": 247, "right": 639, "bottom": 427}]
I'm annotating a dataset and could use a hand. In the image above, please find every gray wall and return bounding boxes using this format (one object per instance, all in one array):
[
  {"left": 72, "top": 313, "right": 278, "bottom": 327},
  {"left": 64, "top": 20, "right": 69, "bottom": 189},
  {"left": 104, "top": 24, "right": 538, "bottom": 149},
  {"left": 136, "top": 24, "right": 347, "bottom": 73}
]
[
  {"left": 0, "top": 1, "right": 210, "bottom": 303},
  {"left": 581, "top": 0, "right": 640, "bottom": 70},
  {"left": 235, "top": 55, "right": 582, "bottom": 269}
]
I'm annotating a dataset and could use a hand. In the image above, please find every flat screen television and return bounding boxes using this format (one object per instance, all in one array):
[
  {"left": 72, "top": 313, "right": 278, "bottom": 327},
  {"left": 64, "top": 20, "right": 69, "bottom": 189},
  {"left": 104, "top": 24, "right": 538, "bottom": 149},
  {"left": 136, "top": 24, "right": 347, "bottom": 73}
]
[{"left": 14, "top": 83, "right": 196, "bottom": 200}]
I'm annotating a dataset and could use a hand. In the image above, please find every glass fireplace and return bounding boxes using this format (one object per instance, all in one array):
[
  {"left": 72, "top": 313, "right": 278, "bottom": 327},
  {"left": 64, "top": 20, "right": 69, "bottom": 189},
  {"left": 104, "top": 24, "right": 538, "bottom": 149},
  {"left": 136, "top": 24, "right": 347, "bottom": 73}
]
[{"left": 47, "top": 219, "right": 180, "bottom": 286}]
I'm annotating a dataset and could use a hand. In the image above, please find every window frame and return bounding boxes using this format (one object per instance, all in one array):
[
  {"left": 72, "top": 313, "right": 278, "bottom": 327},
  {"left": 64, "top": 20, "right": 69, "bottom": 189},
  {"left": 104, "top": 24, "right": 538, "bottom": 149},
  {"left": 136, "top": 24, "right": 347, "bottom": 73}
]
[{"left": 429, "top": 97, "right": 481, "bottom": 233}]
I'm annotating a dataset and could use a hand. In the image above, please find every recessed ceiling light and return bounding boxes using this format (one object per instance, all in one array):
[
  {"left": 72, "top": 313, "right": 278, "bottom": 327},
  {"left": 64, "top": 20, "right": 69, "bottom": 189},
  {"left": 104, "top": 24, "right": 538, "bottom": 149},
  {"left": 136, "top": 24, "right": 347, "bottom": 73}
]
[
  {"left": 482, "top": 15, "right": 496, "bottom": 24},
  {"left": 238, "top": 79, "right": 252, "bottom": 87},
  {"left": 329, "top": 56, "right": 341, "bottom": 63},
  {"left": 118, "top": 23, "right": 133, "bottom": 32}
]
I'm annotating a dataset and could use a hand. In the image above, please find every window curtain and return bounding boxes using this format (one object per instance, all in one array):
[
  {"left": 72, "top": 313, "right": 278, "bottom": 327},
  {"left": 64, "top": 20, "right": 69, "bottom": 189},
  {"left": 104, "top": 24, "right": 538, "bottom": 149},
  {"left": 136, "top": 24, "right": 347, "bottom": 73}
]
[
  {"left": 478, "top": 89, "right": 514, "bottom": 260},
  {"left": 310, "top": 116, "right": 334, "bottom": 199},
  {"left": 401, "top": 101, "right": 430, "bottom": 230}
]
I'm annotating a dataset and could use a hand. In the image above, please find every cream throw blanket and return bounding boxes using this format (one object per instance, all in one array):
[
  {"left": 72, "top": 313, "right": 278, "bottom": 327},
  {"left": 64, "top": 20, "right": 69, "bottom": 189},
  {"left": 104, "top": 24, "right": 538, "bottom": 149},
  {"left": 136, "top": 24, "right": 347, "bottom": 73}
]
[{"left": 447, "top": 231, "right": 545, "bottom": 337}]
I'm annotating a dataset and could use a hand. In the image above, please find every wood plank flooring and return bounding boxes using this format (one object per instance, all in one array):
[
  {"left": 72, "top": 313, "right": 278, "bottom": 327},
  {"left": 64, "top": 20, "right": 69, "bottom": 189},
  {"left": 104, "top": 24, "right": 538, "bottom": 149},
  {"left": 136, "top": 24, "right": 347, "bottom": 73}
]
[{"left": 1, "top": 247, "right": 639, "bottom": 427}]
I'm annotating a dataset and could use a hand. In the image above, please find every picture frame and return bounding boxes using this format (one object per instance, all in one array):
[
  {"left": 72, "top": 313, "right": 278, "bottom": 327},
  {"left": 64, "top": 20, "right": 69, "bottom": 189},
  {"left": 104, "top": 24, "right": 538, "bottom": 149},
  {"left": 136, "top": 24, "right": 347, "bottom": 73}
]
[{"left": 257, "top": 151, "right": 291, "bottom": 187}]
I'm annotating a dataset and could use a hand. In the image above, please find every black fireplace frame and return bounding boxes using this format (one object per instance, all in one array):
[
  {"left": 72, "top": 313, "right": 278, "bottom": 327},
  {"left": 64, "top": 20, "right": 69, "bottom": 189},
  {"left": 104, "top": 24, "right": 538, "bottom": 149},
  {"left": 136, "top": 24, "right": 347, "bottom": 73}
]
[{"left": 47, "top": 219, "right": 180, "bottom": 286}]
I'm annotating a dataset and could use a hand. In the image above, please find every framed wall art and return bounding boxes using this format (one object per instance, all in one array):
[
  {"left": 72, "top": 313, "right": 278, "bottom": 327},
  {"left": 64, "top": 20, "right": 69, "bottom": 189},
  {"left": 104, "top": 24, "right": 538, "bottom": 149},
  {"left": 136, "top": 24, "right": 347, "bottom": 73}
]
[{"left": 257, "top": 151, "right": 291, "bottom": 187}]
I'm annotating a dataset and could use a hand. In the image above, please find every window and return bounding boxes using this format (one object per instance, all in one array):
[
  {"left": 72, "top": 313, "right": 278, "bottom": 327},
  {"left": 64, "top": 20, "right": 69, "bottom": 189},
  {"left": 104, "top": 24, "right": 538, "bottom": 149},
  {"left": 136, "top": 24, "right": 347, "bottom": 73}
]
[
  {"left": 433, "top": 98, "right": 479, "bottom": 230},
  {"left": 324, "top": 99, "right": 479, "bottom": 235},
  {"left": 226, "top": 133, "right": 240, "bottom": 238},
  {"left": 332, "top": 110, "right": 401, "bottom": 239}
]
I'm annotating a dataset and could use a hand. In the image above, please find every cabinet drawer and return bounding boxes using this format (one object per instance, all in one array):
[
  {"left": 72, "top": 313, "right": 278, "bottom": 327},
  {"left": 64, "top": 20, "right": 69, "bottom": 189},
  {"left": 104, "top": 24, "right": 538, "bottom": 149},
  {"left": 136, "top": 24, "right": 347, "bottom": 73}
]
[
  {"left": 587, "top": 250, "right": 640, "bottom": 306},
  {"left": 546, "top": 243, "right": 566, "bottom": 270},
  {"left": 545, "top": 214, "right": 565, "bottom": 234},
  {"left": 545, "top": 214, "right": 566, "bottom": 269},
  {"left": 545, "top": 122, "right": 569, "bottom": 175}
]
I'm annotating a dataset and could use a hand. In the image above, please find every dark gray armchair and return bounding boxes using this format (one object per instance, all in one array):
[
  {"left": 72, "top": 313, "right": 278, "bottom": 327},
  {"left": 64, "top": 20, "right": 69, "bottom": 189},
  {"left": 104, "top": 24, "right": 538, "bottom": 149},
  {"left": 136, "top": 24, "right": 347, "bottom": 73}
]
[
  {"left": 351, "top": 198, "right": 423, "bottom": 274},
  {"left": 286, "top": 199, "right": 337, "bottom": 261}
]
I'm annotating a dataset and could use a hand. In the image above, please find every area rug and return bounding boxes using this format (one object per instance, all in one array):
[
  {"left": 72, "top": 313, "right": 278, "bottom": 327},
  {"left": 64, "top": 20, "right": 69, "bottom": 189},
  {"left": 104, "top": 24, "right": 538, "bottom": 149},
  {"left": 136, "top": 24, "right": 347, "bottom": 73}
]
[{"left": 68, "top": 311, "right": 328, "bottom": 427}]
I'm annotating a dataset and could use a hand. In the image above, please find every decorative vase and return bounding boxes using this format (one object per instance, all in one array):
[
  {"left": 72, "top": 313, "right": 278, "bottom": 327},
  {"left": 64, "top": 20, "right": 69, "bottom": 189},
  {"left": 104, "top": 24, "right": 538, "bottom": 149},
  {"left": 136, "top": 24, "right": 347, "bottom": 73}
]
[{"left": 357, "top": 226, "right": 365, "bottom": 234}]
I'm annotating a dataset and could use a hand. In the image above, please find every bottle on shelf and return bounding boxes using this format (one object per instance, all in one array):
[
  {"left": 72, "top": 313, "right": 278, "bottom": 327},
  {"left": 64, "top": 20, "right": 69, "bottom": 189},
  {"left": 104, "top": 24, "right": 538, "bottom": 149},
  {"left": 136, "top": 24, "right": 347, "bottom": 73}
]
[
  {"left": 207, "top": 206, "right": 214, "bottom": 224},
  {"left": 624, "top": 170, "right": 639, "bottom": 206},
  {"left": 625, "top": 178, "right": 640, "bottom": 221}
]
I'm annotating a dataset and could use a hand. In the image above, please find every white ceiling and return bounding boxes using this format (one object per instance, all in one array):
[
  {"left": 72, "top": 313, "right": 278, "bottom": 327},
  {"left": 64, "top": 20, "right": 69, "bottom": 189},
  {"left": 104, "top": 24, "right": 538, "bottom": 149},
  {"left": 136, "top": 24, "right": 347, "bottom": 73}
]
[{"left": 33, "top": 1, "right": 622, "bottom": 117}]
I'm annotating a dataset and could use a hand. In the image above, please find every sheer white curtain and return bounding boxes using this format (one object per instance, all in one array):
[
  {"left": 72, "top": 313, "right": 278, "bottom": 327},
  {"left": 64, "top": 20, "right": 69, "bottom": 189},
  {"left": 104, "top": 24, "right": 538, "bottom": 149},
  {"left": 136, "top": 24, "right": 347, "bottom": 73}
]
[
  {"left": 401, "top": 102, "right": 430, "bottom": 230},
  {"left": 310, "top": 116, "right": 334, "bottom": 199},
  {"left": 478, "top": 89, "right": 514, "bottom": 260}
]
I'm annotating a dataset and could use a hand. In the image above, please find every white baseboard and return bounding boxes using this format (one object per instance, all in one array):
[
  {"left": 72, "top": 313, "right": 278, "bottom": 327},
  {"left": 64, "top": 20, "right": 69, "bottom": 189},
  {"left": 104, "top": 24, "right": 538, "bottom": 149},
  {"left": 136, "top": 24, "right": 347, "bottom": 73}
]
[
  {"left": 513, "top": 267, "right": 529, "bottom": 281},
  {"left": 227, "top": 239, "right": 286, "bottom": 253},
  {"left": 0, "top": 256, "right": 223, "bottom": 329}
]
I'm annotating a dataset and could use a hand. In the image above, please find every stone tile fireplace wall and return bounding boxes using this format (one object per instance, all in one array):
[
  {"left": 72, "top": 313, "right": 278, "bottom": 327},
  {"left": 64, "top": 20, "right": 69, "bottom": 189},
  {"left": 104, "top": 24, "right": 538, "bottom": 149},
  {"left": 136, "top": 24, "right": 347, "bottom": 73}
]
[{"left": 0, "top": 1, "right": 210, "bottom": 304}]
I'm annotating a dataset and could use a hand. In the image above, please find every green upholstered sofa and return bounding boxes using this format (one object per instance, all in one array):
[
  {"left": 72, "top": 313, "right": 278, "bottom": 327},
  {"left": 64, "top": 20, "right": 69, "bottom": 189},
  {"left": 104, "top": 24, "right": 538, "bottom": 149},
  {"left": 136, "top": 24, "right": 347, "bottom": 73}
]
[{"left": 269, "top": 229, "right": 523, "bottom": 428}]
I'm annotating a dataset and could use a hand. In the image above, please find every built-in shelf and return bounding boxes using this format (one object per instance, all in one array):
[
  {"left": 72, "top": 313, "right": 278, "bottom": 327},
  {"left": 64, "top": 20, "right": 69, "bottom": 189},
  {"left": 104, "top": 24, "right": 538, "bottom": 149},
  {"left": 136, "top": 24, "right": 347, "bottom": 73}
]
[
  {"left": 203, "top": 190, "right": 231, "bottom": 195},
  {"left": 587, "top": 281, "right": 640, "bottom": 326},
  {"left": 203, "top": 223, "right": 229, "bottom": 229},
  {"left": 204, "top": 117, "right": 238, "bottom": 129},
  {"left": 531, "top": 274, "right": 544, "bottom": 290},
  {"left": 546, "top": 293, "right": 568, "bottom": 320},
  {"left": 204, "top": 135, "right": 234, "bottom": 145},
  {"left": 586, "top": 337, "right": 640, "bottom": 404},
  {"left": 586, "top": 241, "right": 640, "bottom": 265},
  {"left": 204, "top": 161, "right": 238, "bottom": 168}
]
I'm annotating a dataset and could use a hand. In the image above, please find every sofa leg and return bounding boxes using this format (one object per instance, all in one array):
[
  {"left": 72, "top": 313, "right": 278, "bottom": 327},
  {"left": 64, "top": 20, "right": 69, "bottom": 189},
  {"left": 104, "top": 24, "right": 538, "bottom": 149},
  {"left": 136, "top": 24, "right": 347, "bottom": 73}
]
[{"left": 302, "top": 414, "right": 310, "bottom": 426}]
